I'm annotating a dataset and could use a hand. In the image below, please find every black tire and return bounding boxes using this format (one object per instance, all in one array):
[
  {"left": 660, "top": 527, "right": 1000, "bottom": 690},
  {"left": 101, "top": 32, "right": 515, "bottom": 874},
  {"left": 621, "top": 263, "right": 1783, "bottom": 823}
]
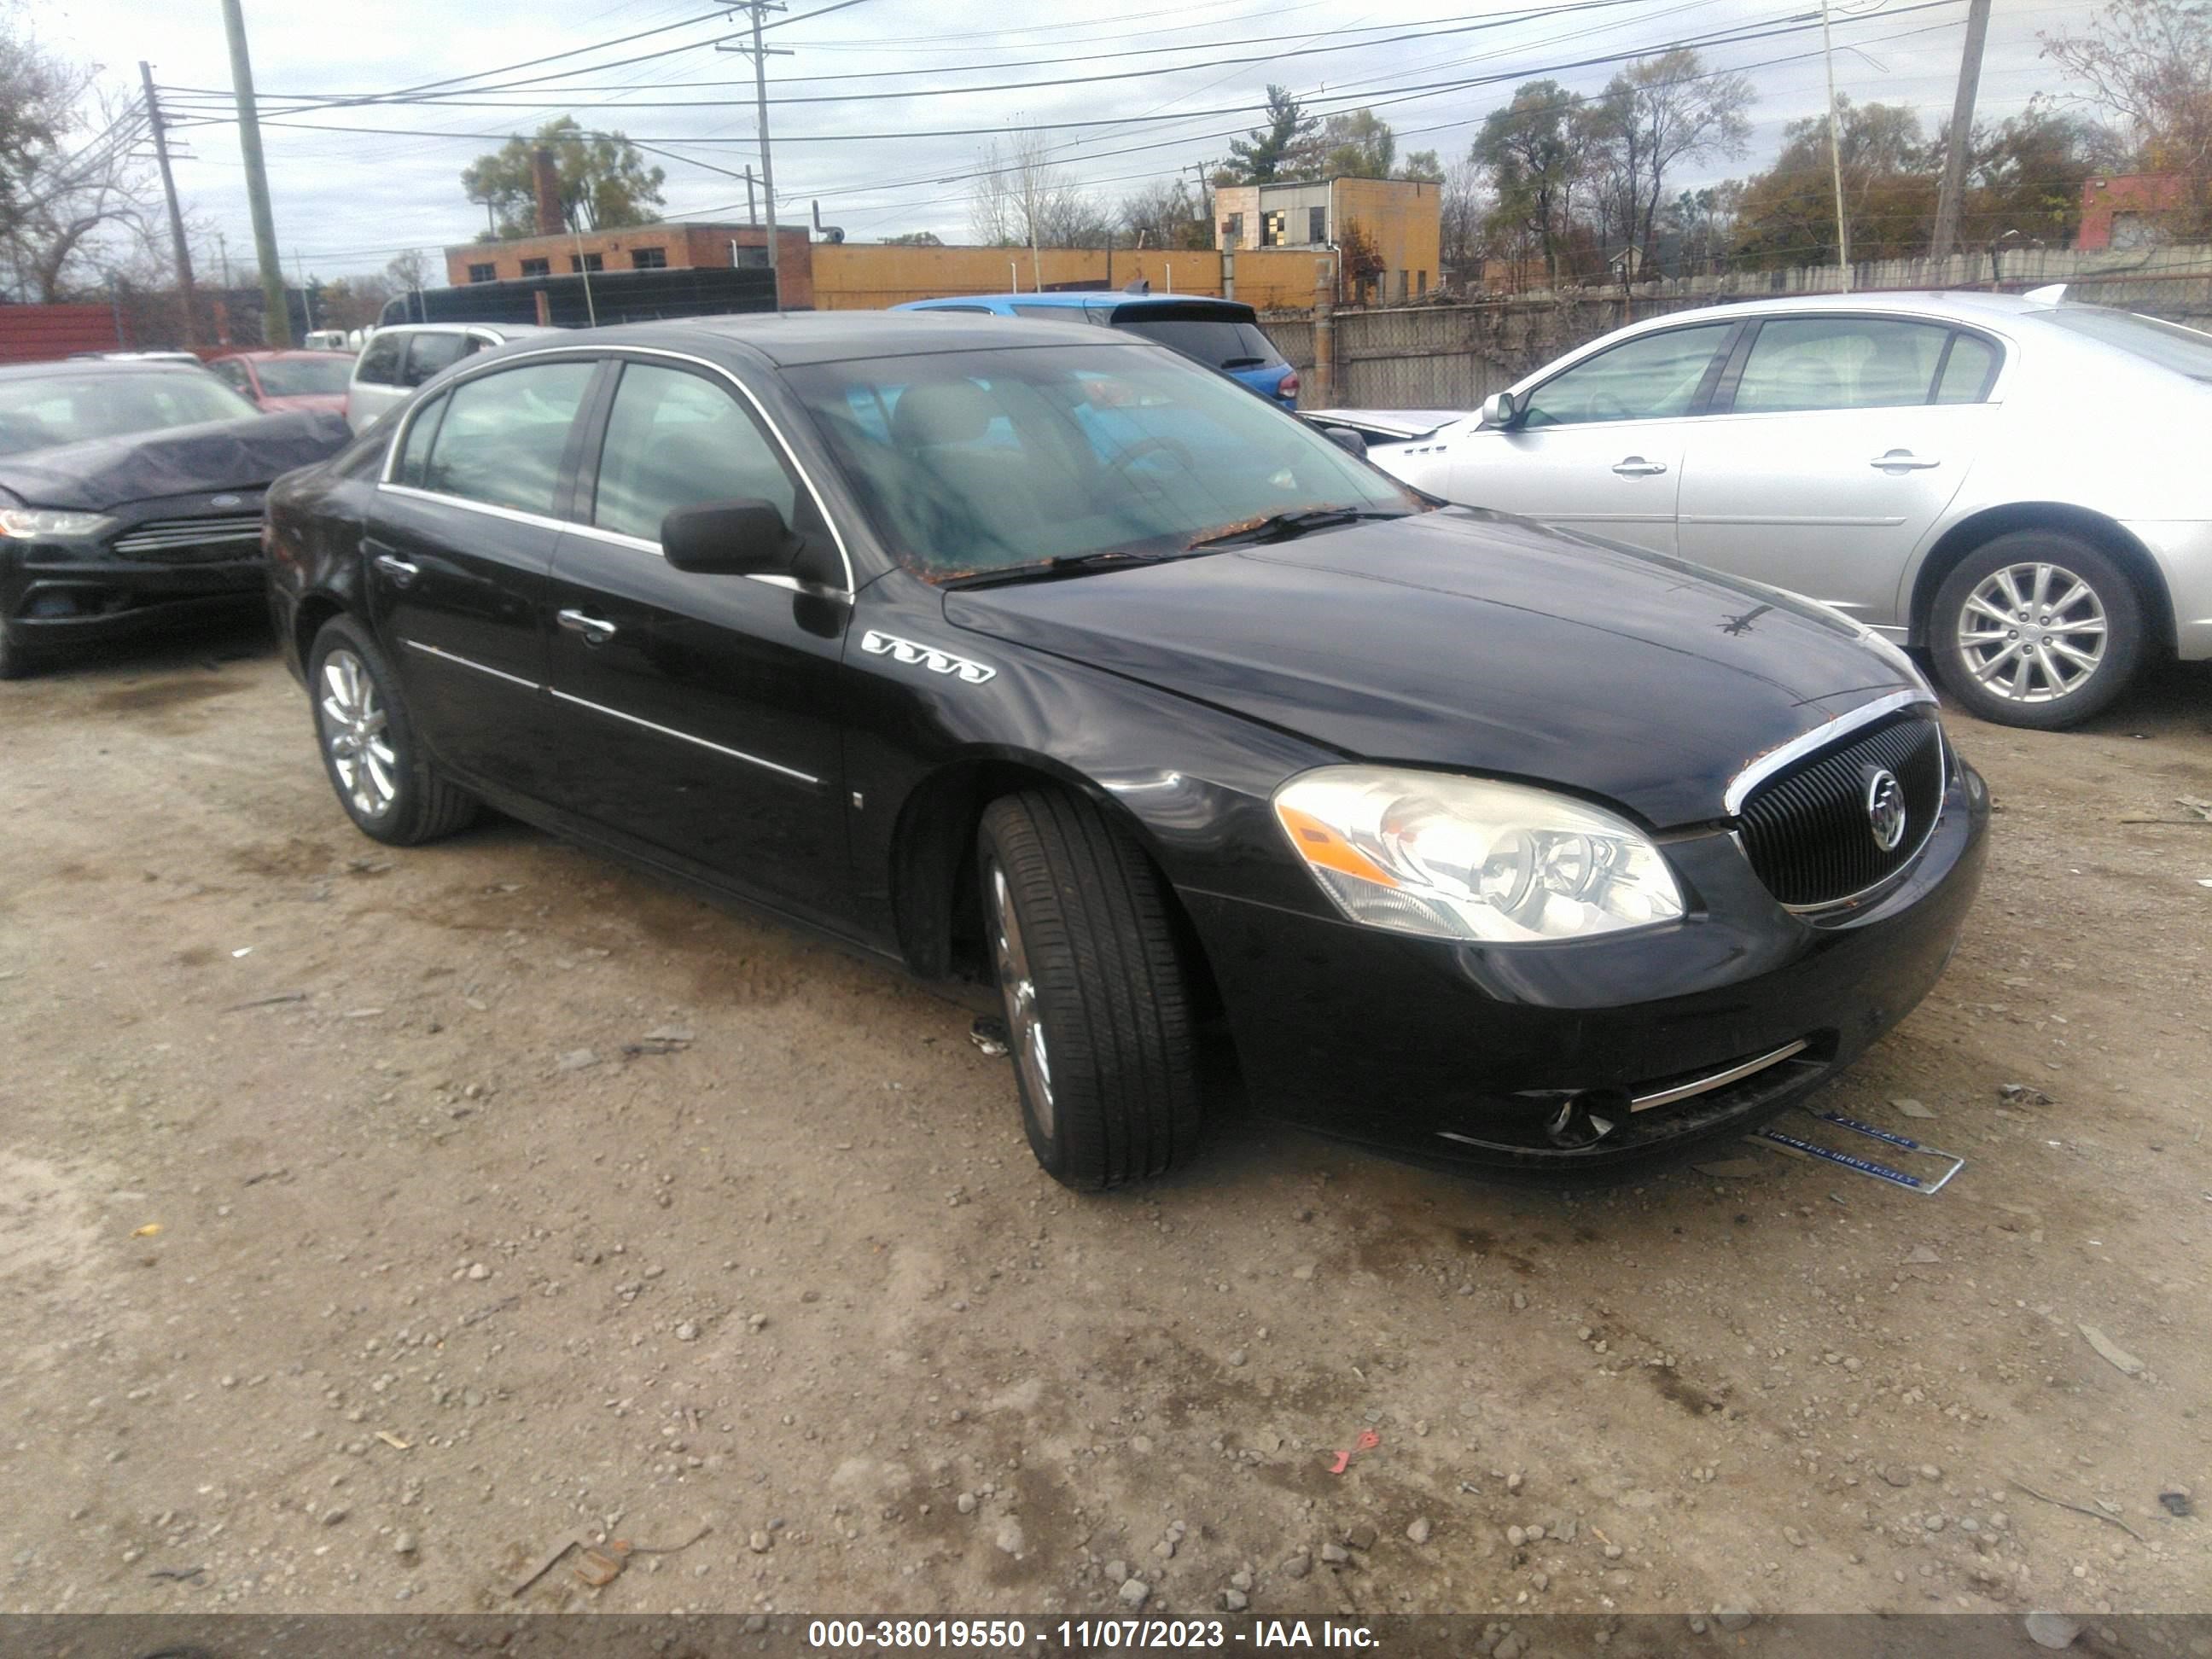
[
  {"left": 977, "top": 789, "right": 1204, "bottom": 1190},
  {"left": 0, "top": 618, "right": 38, "bottom": 680},
  {"left": 1930, "top": 529, "right": 2145, "bottom": 730},
  {"left": 307, "top": 616, "right": 477, "bottom": 845}
]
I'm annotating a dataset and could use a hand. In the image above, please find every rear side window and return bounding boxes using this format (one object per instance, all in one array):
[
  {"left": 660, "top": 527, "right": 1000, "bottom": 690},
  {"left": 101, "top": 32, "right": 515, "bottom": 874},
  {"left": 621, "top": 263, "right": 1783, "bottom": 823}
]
[
  {"left": 1115, "top": 312, "right": 1285, "bottom": 370},
  {"left": 394, "top": 392, "right": 446, "bottom": 487},
  {"left": 1520, "top": 323, "right": 1734, "bottom": 427},
  {"left": 354, "top": 334, "right": 404, "bottom": 386},
  {"left": 1731, "top": 317, "right": 1953, "bottom": 414},
  {"left": 1933, "top": 334, "right": 2001, "bottom": 403},
  {"left": 402, "top": 333, "right": 469, "bottom": 389},
  {"left": 421, "top": 361, "right": 595, "bottom": 517},
  {"left": 591, "top": 363, "right": 797, "bottom": 541}
]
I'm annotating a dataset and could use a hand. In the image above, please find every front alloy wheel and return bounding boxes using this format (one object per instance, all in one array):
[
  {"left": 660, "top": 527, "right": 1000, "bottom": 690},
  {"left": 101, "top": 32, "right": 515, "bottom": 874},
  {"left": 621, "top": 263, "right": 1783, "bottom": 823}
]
[
  {"left": 975, "top": 790, "right": 1204, "bottom": 1190},
  {"left": 1932, "top": 530, "right": 2144, "bottom": 730}
]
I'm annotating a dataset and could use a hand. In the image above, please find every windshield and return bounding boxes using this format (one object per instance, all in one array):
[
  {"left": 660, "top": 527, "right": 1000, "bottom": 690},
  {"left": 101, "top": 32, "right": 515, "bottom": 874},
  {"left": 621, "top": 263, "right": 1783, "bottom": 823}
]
[
  {"left": 0, "top": 369, "right": 258, "bottom": 457},
  {"left": 255, "top": 355, "right": 354, "bottom": 396},
  {"left": 785, "top": 343, "right": 1415, "bottom": 579},
  {"left": 2036, "top": 305, "right": 2212, "bottom": 382},
  {"left": 1114, "top": 311, "right": 1286, "bottom": 370}
]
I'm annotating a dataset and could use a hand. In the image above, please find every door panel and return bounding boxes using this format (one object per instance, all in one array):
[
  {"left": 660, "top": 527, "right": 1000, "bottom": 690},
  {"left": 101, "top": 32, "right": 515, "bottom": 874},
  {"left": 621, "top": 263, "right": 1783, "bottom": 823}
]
[
  {"left": 1448, "top": 422, "right": 1687, "bottom": 555},
  {"left": 540, "top": 358, "right": 849, "bottom": 923},
  {"left": 364, "top": 358, "right": 599, "bottom": 794},
  {"left": 1678, "top": 315, "right": 1997, "bottom": 626},
  {"left": 543, "top": 533, "right": 850, "bottom": 919}
]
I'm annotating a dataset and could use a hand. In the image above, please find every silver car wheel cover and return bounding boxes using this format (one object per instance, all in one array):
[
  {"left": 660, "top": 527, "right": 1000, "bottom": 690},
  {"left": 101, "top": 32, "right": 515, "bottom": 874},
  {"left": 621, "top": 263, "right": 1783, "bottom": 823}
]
[
  {"left": 1955, "top": 561, "right": 2107, "bottom": 704},
  {"left": 989, "top": 863, "right": 1055, "bottom": 1139},
  {"left": 318, "top": 649, "right": 399, "bottom": 818}
]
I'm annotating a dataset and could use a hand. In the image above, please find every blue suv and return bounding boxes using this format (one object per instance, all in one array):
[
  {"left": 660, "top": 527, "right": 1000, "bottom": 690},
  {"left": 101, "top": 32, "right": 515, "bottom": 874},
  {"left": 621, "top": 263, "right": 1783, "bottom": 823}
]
[{"left": 894, "top": 290, "right": 1298, "bottom": 408}]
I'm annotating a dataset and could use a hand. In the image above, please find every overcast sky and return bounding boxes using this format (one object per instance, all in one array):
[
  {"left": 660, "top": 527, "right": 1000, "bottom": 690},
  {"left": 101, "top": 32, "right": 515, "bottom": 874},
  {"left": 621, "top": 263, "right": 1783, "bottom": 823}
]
[{"left": 39, "top": 0, "right": 2104, "bottom": 282}]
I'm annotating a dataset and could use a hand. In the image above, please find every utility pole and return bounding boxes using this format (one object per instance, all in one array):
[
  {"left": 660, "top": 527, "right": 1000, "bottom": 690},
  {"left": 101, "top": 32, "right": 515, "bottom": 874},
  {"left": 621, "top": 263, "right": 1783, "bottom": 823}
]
[
  {"left": 1929, "top": 0, "right": 1994, "bottom": 269},
  {"left": 720, "top": 4, "right": 790, "bottom": 315},
  {"left": 219, "top": 0, "right": 293, "bottom": 346},
  {"left": 745, "top": 165, "right": 758, "bottom": 227},
  {"left": 139, "top": 62, "right": 200, "bottom": 347},
  {"left": 1819, "top": 0, "right": 1851, "bottom": 294},
  {"left": 215, "top": 230, "right": 230, "bottom": 288}
]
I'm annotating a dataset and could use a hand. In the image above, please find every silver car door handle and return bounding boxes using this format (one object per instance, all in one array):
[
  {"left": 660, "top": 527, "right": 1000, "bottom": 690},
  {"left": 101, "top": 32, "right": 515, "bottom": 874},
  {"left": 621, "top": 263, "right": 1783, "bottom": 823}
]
[
  {"left": 556, "top": 608, "right": 618, "bottom": 645},
  {"left": 372, "top": 553, "right": 419, "bottom": 586},
  {"left": 1611, "top": 457, "right": 1668, "bottom": 476},
  {"left": 1870, "top": 450, "right": 1942, "bottom": 470}
]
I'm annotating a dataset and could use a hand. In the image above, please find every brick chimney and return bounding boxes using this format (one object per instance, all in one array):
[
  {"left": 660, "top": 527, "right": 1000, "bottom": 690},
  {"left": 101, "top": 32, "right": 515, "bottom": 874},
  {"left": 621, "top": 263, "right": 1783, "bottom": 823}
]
[{"left": 531, "top": 147, "right": 564, "bottom": 236}]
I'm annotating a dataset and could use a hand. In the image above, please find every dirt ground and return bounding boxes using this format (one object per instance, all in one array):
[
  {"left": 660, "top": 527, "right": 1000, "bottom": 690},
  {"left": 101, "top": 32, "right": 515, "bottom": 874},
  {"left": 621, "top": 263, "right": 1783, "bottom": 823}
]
[{"left": 2, "top": 617, "right": 2209, "bottom": 1624}]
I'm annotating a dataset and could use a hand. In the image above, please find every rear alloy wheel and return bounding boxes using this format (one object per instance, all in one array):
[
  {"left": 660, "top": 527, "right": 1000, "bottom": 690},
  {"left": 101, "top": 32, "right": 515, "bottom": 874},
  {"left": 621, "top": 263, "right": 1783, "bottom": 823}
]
[
  {"left": 977, "top": 790, "right": 1204, "bottom": 1190},
  {"left": 1931, "top": 530, "right": 2144, "bottom": 730},
  {"left": 308, "top": 617, "right": 477, "bottom": 845}
]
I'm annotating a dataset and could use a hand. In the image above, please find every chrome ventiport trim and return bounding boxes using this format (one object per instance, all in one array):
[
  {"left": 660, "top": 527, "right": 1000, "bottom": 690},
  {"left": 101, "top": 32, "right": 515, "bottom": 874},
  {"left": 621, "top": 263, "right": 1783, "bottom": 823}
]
[
  {"left": 1780, "top": 731, "right": 1949, "bottom": 916},
  {"left": 547, "top": 689, "right": 818, "bottom": 784},
  {"left": 1629, "top": 1038, "right": 1811, "bottom": 1113},
  {"left": 402, "top": 638, "right": 539, "bottom": 690},
  {"left": 1723, "top": 690, "right": 1936, "bottom": 816}
]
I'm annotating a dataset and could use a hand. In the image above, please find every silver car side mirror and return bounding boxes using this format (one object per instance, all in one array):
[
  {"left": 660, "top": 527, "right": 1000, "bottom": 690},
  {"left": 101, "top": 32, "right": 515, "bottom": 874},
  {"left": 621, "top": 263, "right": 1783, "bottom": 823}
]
[{"left": 1481, "top": 390, "right": 1519, "bottom": 428}]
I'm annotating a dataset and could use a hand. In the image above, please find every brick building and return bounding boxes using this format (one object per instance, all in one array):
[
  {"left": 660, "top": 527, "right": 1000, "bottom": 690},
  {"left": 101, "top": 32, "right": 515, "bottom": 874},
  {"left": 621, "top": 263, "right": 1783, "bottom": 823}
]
[
  {"left": 2077, "top": 173, "right": 2192, "bottom": 251},
  {"left": 1211, "top": 177, "right": 1441, "bottom": 306},
  {"left": 443, "top": 224, "right": 815, "bottom": 308}
]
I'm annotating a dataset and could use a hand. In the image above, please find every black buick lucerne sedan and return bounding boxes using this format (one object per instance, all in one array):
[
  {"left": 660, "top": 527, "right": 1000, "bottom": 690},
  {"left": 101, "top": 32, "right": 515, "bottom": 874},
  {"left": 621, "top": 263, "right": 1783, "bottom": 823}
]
[{"left": 265, "top": 313, "right": 1988, "bottom": 1188}]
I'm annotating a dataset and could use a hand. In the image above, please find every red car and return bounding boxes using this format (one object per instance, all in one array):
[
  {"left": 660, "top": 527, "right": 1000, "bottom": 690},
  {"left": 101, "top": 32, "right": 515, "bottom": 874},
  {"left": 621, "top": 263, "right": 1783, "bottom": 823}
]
[{"left": 207, "top": 349, "right": 355, "bottom": 416}]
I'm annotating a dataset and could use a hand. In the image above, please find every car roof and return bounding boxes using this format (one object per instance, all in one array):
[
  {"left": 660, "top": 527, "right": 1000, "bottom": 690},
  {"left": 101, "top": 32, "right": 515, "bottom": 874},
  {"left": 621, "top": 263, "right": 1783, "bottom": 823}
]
[
  {"left": 1629, "top": 289, "right": 2053, "bottom": 329},
  {"left": 495, "top": 310, "right": 1143, "bottom": 367},
  {"left": 372, "top": 322, "right": 561, "bottom": 339},
  {"left": 217, "top": 347, "right": 352, "bottom": 360},
  {"left": 902, "top": 291, "right": 1247, "bottom": 312},
  {"left": 0, "top": 358, "right": 215, "bottom": 382}
]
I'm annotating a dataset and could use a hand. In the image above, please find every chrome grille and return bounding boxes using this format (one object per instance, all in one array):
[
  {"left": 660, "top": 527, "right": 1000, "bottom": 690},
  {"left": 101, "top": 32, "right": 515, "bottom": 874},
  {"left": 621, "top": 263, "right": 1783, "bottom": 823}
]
[
  {"left": 1737, "top": 713, "right": 1945, "bottom": 909},
  {"left": 110, "top": 514, "right": 263, "bottom": 562}
]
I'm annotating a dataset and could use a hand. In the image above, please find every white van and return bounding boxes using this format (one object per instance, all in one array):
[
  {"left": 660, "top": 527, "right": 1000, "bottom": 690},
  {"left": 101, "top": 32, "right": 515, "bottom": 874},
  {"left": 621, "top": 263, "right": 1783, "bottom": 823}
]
[{"left": 344, "top": 322, "right": 559, "bottom": 433}]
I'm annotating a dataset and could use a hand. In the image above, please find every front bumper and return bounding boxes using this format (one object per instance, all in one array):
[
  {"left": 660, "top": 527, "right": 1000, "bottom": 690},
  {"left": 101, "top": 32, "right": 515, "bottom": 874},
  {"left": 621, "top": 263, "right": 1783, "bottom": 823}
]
[
  {"left": 2, "top": 498, "right": 269, "bottom": 657},
  {"left": 1181, "top": 755, "right": 1989, "bottom": 1174}
]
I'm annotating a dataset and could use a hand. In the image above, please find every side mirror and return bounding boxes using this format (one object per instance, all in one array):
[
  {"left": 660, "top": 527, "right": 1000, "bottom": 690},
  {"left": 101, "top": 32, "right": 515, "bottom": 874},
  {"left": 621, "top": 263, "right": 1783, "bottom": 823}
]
[
  {"left": 661, "top": 498, "right": 800, "bottom": 575},
  {"left": 1321, "top": 426, "right": 1367, "bottom": 459},
  {"left": 1481, "top": 390, "right": 1519, "bottom": 428}
]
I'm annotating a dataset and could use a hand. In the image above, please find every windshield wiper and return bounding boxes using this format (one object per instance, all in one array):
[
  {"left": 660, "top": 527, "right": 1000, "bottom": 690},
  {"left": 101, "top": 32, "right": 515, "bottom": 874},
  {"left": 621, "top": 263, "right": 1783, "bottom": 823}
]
[
  {"left": 941, "top": 550, "right": 1185, "bottom": 589},
  {"left": 1185, "top": 507, "right": 1410, "bottom": 550}
]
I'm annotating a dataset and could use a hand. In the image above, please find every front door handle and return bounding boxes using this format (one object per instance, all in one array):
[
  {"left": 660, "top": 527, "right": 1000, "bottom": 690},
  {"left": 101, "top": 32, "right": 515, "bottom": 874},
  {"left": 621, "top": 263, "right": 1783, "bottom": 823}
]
[
  {"left": 1611, "top": 457, "right": 1668, "bottom": 476},
  {"left": 1870, "top": 449, "right": 1942, "bottom": 470},
  {"left": 371, "top": 552, "right": 419, "bottom": 587},
  {"left": 557, "top": 608, "right": 618, "bottom": 646}
]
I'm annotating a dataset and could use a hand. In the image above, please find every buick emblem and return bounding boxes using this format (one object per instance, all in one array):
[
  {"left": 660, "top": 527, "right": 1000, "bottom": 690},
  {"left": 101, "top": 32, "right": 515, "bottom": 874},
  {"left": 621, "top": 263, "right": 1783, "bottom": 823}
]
[{"left": 1865, "top": 767, "right": 1907, "bottom": 853}]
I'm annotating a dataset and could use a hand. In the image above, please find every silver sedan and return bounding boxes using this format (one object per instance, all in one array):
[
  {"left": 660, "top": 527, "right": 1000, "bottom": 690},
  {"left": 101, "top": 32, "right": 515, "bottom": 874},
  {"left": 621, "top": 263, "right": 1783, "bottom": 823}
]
[{"left": 1318, "top": 290, "right": 2212, "bottom": 729}]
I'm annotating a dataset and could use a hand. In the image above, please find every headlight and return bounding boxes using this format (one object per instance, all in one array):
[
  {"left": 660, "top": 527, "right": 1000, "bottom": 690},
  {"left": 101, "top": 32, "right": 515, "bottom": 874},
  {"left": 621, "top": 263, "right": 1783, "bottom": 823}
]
[
  {"left": 1273, "top": 766, "right": 1685, "bottom": 943},
  {"left": 0, "top": 508, "right": 112, "bottom": 540}
]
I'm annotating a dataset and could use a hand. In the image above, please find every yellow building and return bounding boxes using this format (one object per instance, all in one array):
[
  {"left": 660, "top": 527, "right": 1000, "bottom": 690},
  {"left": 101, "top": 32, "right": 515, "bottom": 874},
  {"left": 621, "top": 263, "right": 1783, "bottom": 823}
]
[{"left": 1211, "top": 177, "right": 1442, "bottom": 306}]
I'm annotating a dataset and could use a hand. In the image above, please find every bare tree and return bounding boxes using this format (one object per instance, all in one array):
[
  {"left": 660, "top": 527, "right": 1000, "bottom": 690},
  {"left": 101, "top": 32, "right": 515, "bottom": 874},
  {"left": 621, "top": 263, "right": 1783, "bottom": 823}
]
[
  {"left": 1439, "top": 154, "right": 1492, "bottom": 291},
  {"left": 968, "top": 130, "right": 1112, "bottom": 253},
  {"left": 386, "top": 248, "right": 434, "bottom": 293},
  {"left": 2041, "top": 0, "right": 2212, "bottom": 230},
  {"left": 1118, "top": 178, "right": 1208, "bottom": 250},
  {"left": 1580, "top": 49, "right": 1755, "bottom": 271},
  {"left": 0, "top": 17, "right": 152, "bottom": 304}
]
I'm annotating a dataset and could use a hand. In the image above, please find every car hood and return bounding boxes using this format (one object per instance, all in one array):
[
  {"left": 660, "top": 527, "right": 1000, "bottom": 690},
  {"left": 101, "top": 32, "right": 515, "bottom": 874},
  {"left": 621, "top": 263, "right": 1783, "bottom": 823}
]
[
  {"left": 942, "top": 508, "right": 1924, "bottom": 828},
  {"left": 261, "top": 393, "right": 348, "bottom": 416},
  {"left": 0, "top": 408, "right": 351, "bottom": 512}
]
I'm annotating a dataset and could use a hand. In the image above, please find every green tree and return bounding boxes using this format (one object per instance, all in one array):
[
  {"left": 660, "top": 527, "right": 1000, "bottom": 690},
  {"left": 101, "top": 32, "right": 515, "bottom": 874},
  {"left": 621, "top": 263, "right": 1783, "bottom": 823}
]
[
  {"left": 461, "top": 116, "right": 666, "bottom": 239},
  {"left": 1397, "top": 149, "right": 1445, "bottom": 183},
  {"left": 880, "top": 230, "right": 944, "bottom": 246},
  {"left": 1293, "top": 109, "right": 1396, "bottom": 179},
  {"left": 1732, "top": 98, "right": 1936, "bottom": 268},
  {"left": 1954, "top": 106, "right": 2127, "bottom": 247},
  {"left": 1474, "top": 80, "right": 1580, "bottom": 284},
  {"left": 1223, "top": 84, "right": 1316, "bottom": 183}
]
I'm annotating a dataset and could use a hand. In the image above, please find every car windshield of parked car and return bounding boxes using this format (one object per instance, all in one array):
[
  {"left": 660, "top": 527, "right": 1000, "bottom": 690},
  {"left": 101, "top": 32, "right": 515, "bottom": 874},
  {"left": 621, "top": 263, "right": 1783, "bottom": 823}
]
[
  {"left": 255, "top": 356, "right": 355, "bottom": 396},
  {"left": 2036, "top": 305, "right": 2212, "bottom": 383},
  {"left": 0, "top": 370, "right": 257, "bottom": 457},
  {"left": 1113, "top": 312, "right": 1286, "bottom": 370},
  {"left": 786, "top": 344, "right": 1416, "bottom": 579}
]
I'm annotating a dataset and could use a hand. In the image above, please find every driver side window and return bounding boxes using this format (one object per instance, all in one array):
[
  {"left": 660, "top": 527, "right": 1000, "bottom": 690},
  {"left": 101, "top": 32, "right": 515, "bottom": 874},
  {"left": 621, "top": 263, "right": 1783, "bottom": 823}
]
[{"left": 1519, "top": 323, "right": 1734, "bottom": 428}]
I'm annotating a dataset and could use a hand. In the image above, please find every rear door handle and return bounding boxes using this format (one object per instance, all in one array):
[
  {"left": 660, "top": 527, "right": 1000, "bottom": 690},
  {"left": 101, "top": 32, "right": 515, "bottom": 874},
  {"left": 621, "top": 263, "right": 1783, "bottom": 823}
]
[
  {"left": 1611, "top": 457, "right": 1668, "bottom": 477},
  {"left": 1870, "top": 449, "right": 1941, "bottom": 470},
  {"left": 371, "top": 552, "right": 419, "bottom": 587},
  {"left": 557, "top": 608, "right": 618, "bottom": 646}
]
